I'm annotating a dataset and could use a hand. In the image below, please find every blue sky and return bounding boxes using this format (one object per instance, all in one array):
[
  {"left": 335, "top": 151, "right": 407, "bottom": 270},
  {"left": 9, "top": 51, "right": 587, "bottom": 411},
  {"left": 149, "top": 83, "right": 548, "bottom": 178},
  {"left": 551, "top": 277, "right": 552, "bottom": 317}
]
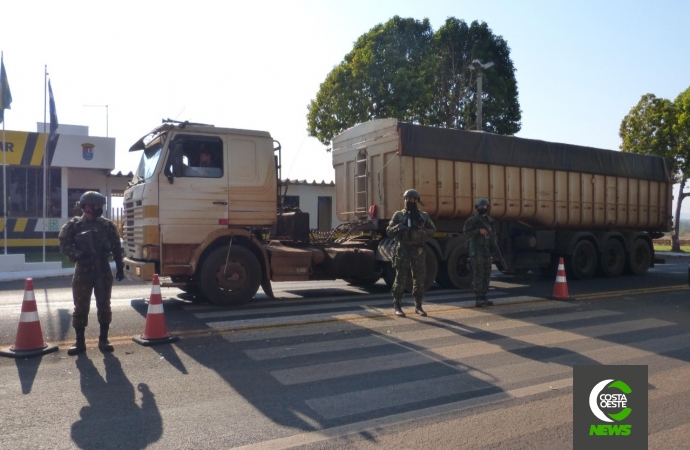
[{"left": 1, "top": 0, "right": 688, "bottom": 214}]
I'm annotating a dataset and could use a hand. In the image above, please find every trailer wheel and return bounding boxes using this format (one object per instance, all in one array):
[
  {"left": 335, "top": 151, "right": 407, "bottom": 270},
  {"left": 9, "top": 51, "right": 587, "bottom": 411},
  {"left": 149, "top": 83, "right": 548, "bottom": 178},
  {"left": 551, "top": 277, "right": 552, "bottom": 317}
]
[
  {"left": 626, "top": 238, "right": 652, "bottom": 276},
  {"left": 600, "top": 239, "right": 625, "bottom": 278},
  {"left": 437, "top": 246, "right": 472, "bottom": 289},
  {"left": 567, "top": 240, "right": 597, "bottom": 280},
  {"left": 344, "top": 275, "right": 381, "bottom": 286},
  {"left": 200, "top": 245, "right": 262, "bottom": 306}
]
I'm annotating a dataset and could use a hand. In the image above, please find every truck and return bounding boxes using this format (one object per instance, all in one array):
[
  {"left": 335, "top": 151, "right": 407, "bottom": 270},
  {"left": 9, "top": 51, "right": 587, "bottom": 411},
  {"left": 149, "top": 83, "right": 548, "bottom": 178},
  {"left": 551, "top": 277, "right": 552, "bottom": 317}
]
[{"left": 122, "top": 118, "right": 672, "bottom": 305}]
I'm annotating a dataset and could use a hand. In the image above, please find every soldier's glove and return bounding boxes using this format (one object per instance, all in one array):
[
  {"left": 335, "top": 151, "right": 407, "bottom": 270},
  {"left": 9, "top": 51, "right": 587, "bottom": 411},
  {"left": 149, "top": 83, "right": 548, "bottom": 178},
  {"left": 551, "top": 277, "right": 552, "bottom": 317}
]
[{"left": 116, "top": 268, "right": 125, "bottom": 282}]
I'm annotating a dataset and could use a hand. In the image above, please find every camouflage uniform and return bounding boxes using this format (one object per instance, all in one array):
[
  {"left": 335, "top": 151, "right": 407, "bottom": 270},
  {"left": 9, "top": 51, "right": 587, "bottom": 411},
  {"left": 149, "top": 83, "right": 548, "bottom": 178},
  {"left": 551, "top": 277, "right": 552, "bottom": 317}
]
[
  {"left": 463, "top": 213, "right": 494, "bottom": 297},
  {"left": 59, "top": 216, "right": 124, "bottom": 329},
  {"left": 387, "top": 206, "right": 436, "bottom": 308}
]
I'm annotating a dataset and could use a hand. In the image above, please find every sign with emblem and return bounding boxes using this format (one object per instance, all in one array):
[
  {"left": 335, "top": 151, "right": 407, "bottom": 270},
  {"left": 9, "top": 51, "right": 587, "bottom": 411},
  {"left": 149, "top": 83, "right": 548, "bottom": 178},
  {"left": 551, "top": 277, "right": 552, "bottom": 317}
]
[{"left": 82, "top": 143, "right": 95, "bottom": 161}]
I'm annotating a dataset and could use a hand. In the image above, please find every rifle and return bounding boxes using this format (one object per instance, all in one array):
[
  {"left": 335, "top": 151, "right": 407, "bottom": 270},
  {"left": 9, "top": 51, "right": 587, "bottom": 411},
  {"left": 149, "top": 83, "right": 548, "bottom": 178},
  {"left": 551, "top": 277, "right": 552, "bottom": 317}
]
[
  {"left": 478, "top": 216, "right": 512, "bottom": 273},
  {"left": 75, "top": 229, "right": 110, "bottom": 299}
]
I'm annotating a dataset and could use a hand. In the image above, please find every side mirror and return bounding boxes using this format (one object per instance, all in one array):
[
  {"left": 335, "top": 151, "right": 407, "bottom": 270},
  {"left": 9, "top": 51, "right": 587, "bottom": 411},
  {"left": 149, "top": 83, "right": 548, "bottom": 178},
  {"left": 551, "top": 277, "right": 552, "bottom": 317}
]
[{"left": 164, "top": 142, "right": 185, "bottom": 184}]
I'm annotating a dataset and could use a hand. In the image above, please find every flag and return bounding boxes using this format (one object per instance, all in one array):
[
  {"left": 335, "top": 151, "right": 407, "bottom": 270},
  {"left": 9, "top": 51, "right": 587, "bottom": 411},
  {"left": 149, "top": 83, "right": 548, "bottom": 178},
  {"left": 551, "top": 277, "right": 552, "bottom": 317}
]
[
  {"left": 49, "top": 80, "right": 58, "bottom": 139},
  {"left": 0, "top": 56, "right": 11, "bottom": 124},
  {"left": 47, "top": 80, "right": 59, "bottom": 165}
]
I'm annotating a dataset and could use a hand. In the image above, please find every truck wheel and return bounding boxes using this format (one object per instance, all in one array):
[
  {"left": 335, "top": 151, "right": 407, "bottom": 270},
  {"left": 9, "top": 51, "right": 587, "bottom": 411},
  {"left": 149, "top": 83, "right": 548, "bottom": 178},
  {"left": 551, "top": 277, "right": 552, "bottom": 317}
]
[
  {"left": 626, "top": 238, "right": 652, "bottom": 276},
  {"left": 600, "top": 239, "right": 625, "bottom": 278},
  {"left": 438, "top": 246, "right": 472, "bottom": 289},
  {"left": 383, "top": 264, "right": 395, "bottom": 289},
  {"left": 567, "top": 240, "right": 597, "bottom": 280},
  {"left": 200, "top": 245, "right": 262, "bottom": 306},
  {"left": 344, "top": 275, "right": 381, "bottom": 286}
]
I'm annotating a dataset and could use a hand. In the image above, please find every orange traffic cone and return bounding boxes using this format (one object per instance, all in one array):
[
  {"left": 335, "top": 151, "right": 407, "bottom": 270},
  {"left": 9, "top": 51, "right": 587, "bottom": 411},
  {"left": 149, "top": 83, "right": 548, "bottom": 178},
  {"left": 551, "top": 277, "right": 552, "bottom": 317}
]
[
  {"left": 0, "top": 279, "right": 58, "bottom": 358},
  {"left": 133, "top": 274, "right": 179, "bottom": 346},
  {"left": 549, "top": 257, "right": 575, "bottom": 300}
]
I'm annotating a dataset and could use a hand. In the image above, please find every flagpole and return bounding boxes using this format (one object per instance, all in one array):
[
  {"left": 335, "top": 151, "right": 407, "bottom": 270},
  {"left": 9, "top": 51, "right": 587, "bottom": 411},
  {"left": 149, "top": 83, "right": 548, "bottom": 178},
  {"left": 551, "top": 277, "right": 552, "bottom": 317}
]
[
  {"left": 2, "top": 51, "right": 6, "bottom": 255},
  {"left": 43, "top": 65, "right": 47, "bottom": 263},
  {"left": 0, "top": 52, "right": 7, "bottom": 255}
]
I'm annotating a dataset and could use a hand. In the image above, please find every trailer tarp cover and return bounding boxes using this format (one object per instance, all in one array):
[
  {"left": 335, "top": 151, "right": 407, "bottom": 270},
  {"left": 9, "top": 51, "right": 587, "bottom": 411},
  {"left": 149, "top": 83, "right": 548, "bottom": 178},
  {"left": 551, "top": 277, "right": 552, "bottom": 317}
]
[{"left": 397, "top": 122, "right": 671, "bottom": 182}]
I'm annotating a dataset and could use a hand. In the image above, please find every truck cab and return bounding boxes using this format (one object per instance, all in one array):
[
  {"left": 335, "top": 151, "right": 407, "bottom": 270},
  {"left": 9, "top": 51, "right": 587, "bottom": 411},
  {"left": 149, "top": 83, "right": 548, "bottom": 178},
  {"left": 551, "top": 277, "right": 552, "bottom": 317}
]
[{"left": 123, "top": 121, "right": 279, "bottom": 301}]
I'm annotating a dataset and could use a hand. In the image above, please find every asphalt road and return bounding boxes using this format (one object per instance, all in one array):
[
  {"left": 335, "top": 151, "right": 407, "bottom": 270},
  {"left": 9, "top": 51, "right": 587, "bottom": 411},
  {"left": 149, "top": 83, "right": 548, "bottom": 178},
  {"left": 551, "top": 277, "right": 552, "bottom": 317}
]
[{"left": 0, "top": 262, "right": 688, "bottom": 449}]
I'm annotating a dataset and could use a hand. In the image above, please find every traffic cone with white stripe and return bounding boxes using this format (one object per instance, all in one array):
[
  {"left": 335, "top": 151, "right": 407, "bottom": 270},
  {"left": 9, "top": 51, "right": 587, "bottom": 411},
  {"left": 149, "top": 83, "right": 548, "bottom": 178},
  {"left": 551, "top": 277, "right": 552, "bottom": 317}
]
[
  {"left": 0, "top": 279, "right": 58, "bottom": 358},
  {"left": 549, "top": 257, "right": 575, "bottom": 300},
  {"left": 133, "top": 274, "right": 179, "bottom": 346}
]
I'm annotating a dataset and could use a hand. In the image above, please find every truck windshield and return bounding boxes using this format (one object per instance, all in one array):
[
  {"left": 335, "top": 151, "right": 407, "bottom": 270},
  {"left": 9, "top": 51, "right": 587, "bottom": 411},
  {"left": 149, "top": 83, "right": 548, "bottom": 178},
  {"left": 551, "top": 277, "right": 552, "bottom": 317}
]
[{"left": 135, "top": 141, "right": 164, "bottom": 181}]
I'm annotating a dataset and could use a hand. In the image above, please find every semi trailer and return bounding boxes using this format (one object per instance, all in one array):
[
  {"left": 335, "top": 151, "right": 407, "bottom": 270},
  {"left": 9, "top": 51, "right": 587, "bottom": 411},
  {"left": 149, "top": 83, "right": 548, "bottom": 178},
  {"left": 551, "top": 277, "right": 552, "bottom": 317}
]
[{"left": 122, "top": 118, "right": 672, "bottom": 305}]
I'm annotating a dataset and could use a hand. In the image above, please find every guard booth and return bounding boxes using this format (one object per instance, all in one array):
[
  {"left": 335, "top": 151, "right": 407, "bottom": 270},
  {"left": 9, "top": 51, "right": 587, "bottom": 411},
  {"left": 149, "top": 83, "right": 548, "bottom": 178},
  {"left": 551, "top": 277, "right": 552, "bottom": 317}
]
[{"left": 0, "top": 123, "right": 129, "bottom": 250}]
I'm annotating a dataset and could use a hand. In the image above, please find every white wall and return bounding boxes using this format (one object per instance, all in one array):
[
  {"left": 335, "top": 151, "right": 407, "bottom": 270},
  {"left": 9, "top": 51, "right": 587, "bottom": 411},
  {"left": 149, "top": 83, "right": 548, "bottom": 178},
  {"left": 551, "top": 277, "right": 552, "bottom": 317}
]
[{"left": 282, "top": 183, "right": 342, "bottom": 230}]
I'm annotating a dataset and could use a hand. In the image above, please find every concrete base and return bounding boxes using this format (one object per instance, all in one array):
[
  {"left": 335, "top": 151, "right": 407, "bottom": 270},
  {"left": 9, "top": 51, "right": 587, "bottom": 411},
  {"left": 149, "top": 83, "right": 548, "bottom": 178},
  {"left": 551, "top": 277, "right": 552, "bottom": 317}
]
[
  {"left": 0, "top": 342, "right": 59, "bottom": 358},
  {"left": 0, "top": 254, "right": 63, "bottom": 273},
  {"left": 132, "top": 334, "right": 179, "bottom": 346}
]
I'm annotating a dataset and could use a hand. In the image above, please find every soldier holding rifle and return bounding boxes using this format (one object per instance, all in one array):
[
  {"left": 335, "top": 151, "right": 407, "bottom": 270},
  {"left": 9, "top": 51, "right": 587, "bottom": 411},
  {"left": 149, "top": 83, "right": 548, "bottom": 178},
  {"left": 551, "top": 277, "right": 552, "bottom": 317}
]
[
  {"left": 59, "top": 191, "right": 125, "bottom": 355},
  {"left": 386, "top": 189, "right": 436, "bottom": 318},
  {"left": 463, "top": 198, "right": 498, "bottom": 307}
]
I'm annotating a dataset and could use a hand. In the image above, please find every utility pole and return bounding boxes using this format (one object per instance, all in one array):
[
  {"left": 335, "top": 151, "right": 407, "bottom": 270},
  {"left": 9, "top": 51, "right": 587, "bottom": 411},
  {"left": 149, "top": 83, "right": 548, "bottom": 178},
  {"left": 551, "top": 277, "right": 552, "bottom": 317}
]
[{"left": 469, "top": 60, "right": 494, "bottom": 131}]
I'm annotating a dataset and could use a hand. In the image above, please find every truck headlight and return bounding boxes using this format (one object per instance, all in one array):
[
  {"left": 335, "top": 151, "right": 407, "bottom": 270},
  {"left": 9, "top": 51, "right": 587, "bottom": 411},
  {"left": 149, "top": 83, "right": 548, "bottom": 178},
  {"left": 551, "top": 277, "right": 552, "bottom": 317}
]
[{"left": 142, "top": 245, "right": 160, "bottom": 260}]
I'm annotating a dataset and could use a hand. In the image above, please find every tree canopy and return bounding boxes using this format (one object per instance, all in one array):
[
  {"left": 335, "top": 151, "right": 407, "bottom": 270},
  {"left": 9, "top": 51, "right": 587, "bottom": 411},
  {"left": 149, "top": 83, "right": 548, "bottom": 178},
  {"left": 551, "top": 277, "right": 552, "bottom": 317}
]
[
  {"left": 620, "top": 86, "right": 690, "bottom": 250},
  {"left": 307, "top": 16, "right": 521, "bottom": 146}
]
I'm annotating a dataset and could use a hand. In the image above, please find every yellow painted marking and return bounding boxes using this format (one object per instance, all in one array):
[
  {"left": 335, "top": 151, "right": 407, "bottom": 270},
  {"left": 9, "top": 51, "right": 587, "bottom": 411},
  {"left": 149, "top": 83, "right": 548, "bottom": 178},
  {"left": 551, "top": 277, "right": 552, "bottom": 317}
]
[
  {"left": 30, "top": 133, "right": 46, "bottom": 166},
  {"left": 5, "top": 238, "right": 60, "bottom": 246},
  {"left": 1, "top": 131, "right": 29, "bottom": 164},
  {"left": 13, "top": 218, "right": 28, "bottom": 232},
  {"left": 578, "top": 284, "right": 688, "bottom": 299},
  {"left": 0, "top": 218, "right": 4, "bottom": 232},
  {"left": 142, "top": 205, "right": 159, "bottom": 218}
]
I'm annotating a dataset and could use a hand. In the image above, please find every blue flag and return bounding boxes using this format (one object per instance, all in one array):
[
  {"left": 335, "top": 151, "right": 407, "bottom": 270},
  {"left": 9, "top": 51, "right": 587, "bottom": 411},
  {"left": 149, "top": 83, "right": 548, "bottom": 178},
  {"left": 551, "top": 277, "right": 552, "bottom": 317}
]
[
  {"left": 47, "top": 80, "right": 59, "bottom": 165},
  {"left": 0, "top": 56, "right": 12, "bottom": 124},
  {"left": 49, "top": 80, "right": 58, "bottom": 138}
]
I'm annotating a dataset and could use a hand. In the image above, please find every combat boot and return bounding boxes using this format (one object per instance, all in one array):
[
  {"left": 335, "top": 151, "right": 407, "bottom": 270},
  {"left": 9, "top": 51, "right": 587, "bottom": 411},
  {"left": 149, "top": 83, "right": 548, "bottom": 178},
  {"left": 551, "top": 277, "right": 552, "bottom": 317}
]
[
  {"left": 67, "top": 327, "right": 86, "bottom": 356},
  {"left": 394, "top": 303, "right": 406, "bottom": 318},
  {"left": 481, "top": 295, "right": 493, "bottom": 306},
  {"left": 98, "top": 324, "right": 114, "bottom": 352},
  {"left": 414, "top": 302, "right": 427, "bottom": 317}
]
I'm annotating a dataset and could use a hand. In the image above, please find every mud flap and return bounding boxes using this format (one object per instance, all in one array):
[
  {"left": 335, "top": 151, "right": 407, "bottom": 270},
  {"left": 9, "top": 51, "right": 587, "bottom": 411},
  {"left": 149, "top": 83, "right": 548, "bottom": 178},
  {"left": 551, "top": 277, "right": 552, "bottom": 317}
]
[{"left": 261, "top": 275, "right": 275, "bottom": 299}]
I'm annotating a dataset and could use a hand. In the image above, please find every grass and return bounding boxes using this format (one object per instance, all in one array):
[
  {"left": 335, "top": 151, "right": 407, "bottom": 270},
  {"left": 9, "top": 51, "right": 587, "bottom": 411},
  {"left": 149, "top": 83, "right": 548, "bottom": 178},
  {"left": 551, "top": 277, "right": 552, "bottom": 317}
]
[
  {"left": 653, "top": 244, "right": 690, "bottom": 253},
  {"left": 22, "top": 251, "right": 75, "bottom": 268}
]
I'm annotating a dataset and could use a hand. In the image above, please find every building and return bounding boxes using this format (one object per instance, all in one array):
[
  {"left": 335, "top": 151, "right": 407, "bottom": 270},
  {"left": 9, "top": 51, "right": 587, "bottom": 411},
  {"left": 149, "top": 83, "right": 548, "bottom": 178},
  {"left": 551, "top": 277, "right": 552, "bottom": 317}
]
[
  {"left": 0, "top": 123, "right": 130, "bottom": 249},
  {"left": 281, "top": 179, "right": 342, "bottom": 231}
]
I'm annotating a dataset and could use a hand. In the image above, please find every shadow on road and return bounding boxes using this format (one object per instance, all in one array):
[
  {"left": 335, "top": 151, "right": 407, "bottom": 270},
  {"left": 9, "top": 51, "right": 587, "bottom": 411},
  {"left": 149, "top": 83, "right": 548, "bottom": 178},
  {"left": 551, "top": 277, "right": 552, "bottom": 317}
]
[{"left": 72, "top": 353, "right": 162, "bottom": 450}]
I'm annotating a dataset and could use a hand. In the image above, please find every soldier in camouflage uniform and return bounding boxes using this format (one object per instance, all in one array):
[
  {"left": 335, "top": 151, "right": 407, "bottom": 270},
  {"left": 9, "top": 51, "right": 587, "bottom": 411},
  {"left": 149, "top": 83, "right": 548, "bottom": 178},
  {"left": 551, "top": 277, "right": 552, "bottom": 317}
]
[
  {"left": 386, "top": 189, "right": 436, "bottom": 317},
  {"left": 59, "top": 191, "right": 125, "bottom": 355},
  {"left": 463, "top": 198, "right": 495, "bottom": 307}
]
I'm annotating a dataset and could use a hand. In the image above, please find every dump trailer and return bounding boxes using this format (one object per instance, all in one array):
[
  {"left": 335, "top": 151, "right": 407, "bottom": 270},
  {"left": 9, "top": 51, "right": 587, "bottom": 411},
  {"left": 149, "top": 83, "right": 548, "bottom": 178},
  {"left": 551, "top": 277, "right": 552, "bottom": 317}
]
[
  {"left": 122, "top": 119, "right": 672, "bottom": 306},
  {"left": 333, "top": 118, "right": 672, "bottom": 288}
]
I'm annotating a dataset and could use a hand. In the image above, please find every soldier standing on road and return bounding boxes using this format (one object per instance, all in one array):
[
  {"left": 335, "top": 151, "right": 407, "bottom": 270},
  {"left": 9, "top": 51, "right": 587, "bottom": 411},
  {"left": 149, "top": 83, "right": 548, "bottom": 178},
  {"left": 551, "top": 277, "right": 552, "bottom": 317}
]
[
  {"left": 386, "top": 189, "right": 436, "bottom": 317},
  {"left": 464, "top": 198, "right": 495, "bottom": 307},
  {"left": 59, "top": 191, "right": 125, "bottom": 355}
]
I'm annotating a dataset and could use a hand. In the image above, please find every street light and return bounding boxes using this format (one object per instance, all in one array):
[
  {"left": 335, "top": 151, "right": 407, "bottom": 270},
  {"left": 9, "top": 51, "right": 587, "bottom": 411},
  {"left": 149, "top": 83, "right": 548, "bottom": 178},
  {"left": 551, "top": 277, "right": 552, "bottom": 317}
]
[
  {"left": 469, "top": 60, "right": 494, "bottom": 131},
  {"left": 83, "top": 104, "right": 108, "bottom": 137}
]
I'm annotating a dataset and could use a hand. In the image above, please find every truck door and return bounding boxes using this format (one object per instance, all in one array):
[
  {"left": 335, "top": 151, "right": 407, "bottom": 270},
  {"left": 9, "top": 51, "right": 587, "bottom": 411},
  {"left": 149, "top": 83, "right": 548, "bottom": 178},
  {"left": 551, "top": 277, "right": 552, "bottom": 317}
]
[{"left": 158, "top": 134, "right": 228, "bottom": 264}]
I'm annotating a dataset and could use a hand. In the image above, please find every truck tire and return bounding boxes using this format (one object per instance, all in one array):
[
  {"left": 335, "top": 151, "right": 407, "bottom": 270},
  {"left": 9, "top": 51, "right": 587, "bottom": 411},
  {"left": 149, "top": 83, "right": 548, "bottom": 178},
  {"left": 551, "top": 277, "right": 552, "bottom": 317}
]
[
  {"left": 200, "top": 245, "right": 262, "bottom": 306},
  {"left": 626, "top": 238, "right": 652, "bottom": 276},
  {"left": 567, "top": 240, "right": 597, "bottom": 280},
  {"left": 437, "top": 246, "right": 472, "bottom": 289},
  {"left": 344, "top": 275, "right": 381, "bottom": 286},
  {"left": 599, "top": 238, "right": 625, "bottom": 278}
]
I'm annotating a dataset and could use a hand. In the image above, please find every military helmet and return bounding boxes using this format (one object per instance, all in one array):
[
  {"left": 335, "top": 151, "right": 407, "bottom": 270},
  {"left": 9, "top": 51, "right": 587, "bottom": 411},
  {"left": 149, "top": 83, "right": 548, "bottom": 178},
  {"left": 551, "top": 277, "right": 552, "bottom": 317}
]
[
  {"left": 475, "top": 198, "right": 490, "bottom": 209},
  {"left": 79, "top": 191, "right": 106, "bottom": 208},
  {"left": 403, "top": 189, "right": 421, "bottom": 200}
]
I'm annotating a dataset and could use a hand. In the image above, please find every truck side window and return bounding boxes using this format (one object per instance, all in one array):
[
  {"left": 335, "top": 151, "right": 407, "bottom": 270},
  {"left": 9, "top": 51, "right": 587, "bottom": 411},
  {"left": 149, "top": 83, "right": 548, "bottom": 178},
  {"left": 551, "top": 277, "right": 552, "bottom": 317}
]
[{"left": 176, "top": 137, "right": 224, "bottom": 178}]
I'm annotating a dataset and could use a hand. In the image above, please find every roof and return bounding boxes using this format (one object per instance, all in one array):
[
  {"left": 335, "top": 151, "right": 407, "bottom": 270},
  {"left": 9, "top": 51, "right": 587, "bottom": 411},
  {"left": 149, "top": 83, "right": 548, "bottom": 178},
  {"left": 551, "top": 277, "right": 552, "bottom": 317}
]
[{"left": 282, "top": 179, "right": 334, "bottom": 186}]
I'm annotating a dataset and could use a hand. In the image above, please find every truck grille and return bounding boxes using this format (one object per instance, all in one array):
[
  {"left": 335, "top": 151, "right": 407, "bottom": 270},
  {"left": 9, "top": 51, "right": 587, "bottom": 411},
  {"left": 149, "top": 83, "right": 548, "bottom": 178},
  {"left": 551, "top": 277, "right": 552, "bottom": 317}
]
[{"left": 123, "top": 200, "right": 144, "bottom": 258}]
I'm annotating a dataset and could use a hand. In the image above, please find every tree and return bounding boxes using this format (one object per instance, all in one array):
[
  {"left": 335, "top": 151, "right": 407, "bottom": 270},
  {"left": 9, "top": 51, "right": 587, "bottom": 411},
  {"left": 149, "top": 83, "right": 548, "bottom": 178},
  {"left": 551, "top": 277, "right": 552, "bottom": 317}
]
[
  {"left": 307, "top": 16, "right": 521, "bottom": 146},
  {"left": 620, "top": 87, "right": 690, "bottom": 251}
]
